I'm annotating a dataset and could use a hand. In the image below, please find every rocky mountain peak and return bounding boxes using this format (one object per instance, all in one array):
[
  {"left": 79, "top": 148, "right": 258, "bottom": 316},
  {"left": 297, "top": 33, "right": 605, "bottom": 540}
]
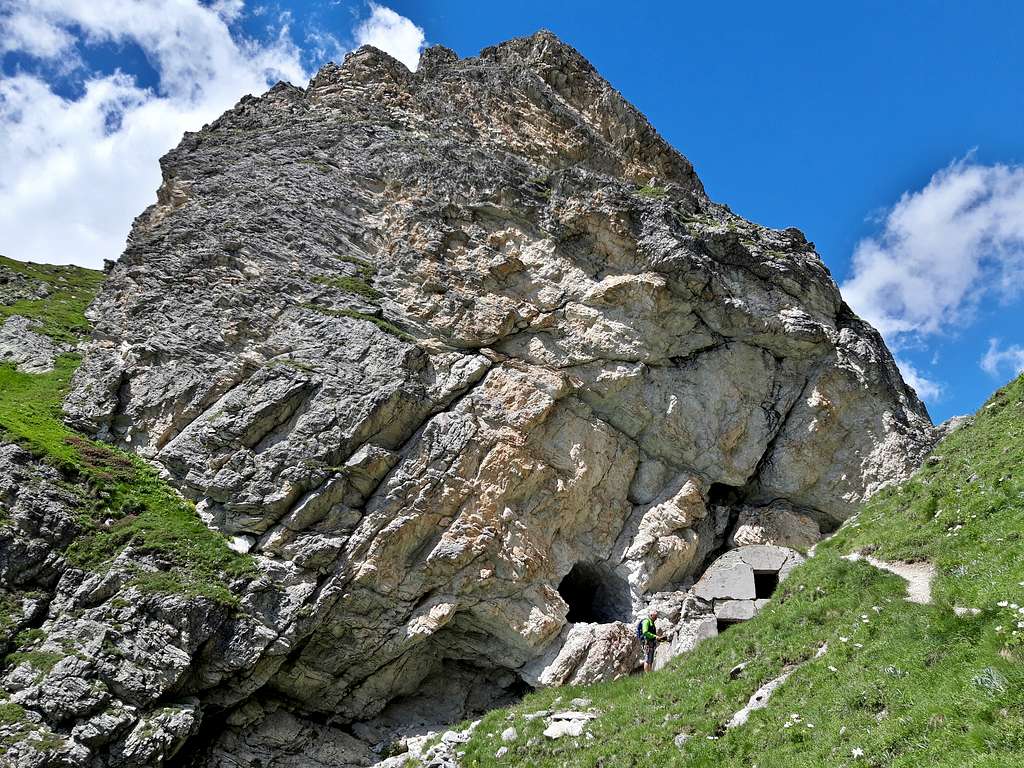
[{"left": 1, "top": 31, "right": 939, "bottom": 767}]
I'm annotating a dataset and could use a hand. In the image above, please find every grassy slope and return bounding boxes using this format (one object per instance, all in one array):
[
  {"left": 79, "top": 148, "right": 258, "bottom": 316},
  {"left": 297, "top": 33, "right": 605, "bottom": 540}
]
[
  {"left": 0, "top": 258, "right": 250, "bottom": 604},
  {"left": 0, "top": 255, "right": 104, "bottom": 344},
  {"left": 459, "top": 376, "right": 1024, "bottom": 768}
]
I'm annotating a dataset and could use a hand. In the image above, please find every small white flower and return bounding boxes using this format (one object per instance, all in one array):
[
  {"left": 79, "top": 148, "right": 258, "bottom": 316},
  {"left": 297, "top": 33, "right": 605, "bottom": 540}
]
[
  {"left": 998, "top": 601, "right": 1009, "bottom": 607},
  {"left": 840, "top": 636, "right": 849, "bottom": 643},
  {"left": 852, "top": 747, "right": 865, "bottom": 758},
  {"left": 996, "top": 626, "right": 1004, "bottom": 632},
  {"left": 828, "top": 665, "right": 838, "bottom": 672},
  {"left": 806, "top": 723, "right": 815, "bottom": 729},
  {"left": 1017, "top": 621, "right": 1024, "bottom": 629},
  {"left": 783, "top": 722, "right": 792, "bottom": 729},
  {"left": 1012, "top": 603, "right": 1020, "bottom": 610},
  {"left": 871, "top": 606, "right": 881, "bottom": 613},
  {"left": 854, "top": 643, "right": 864, "bottom": 648},
  {"left": 839, "top": 726, "right": 847, "bottom": 736}
]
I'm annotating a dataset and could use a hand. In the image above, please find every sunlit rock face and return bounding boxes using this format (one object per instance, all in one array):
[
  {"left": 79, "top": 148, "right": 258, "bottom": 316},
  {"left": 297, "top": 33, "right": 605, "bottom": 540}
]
[{"left": 55, "top": 30, "right": 933, "bottom": 762}]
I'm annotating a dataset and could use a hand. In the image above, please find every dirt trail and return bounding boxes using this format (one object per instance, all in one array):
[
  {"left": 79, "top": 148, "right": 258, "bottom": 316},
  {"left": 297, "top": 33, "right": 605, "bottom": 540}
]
[{"left": 842, "top": 552, "right": 935, "bottom": 604}]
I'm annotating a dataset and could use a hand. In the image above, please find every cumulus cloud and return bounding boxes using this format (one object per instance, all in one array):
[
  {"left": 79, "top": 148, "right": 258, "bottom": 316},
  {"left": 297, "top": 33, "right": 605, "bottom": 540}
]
[
  {"left": 981, "top": 339, "right": 1024, "bottom": 378},
  {"left": 0, "top": 1, "right": 424, "bottom": 269},
  {"left": 354, "top": 2, "right": 426, "bottom": 70},
  {"left": 0, "top": 7, "right": 76, "bottom": 58},
  {"left": 894, "top": 357, "right": 943, "bottom": 402},
  {"left": 841, "top": 158, "right": 1024, "bottom": 340}
]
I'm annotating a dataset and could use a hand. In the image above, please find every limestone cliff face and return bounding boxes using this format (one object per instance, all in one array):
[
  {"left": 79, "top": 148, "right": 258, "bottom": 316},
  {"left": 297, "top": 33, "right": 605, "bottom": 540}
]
[{"left": 47, "top": 31, "right": 931, "bottom": 764}]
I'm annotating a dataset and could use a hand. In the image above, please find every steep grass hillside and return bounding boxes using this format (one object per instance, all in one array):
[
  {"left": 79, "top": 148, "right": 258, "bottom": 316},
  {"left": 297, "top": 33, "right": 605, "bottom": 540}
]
[
  {"left": 0, "top": 257, "right": 250, "bottom": 606},
  {"left": 458, "top": 376, "right": 1024, "bottom": 767}
]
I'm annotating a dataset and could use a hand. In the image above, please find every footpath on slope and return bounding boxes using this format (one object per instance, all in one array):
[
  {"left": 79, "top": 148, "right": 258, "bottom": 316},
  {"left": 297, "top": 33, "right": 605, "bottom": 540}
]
[{"left": 841, "top": 552, "right": 935, "bottom": 605}]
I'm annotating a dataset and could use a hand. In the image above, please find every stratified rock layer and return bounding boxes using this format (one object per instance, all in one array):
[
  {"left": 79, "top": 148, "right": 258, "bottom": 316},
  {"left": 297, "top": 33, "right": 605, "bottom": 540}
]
[{"left": 46, "top": 31, "right": 932, "bottom": 764}]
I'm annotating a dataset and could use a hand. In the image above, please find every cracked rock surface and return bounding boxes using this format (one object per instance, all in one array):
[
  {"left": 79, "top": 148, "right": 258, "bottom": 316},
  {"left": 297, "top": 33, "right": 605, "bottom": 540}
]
[
  {"left": 0, "top": 30, "right": 935, "bottom": 766},
  {"left": 0, "top": 315, "right": 70, "bottom": 373}
]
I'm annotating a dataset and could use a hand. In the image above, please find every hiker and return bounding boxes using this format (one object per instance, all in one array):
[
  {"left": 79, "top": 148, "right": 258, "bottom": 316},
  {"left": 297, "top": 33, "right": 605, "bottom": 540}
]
[{"left": 638, "top": 609, "right": 665, "bottom": 673}]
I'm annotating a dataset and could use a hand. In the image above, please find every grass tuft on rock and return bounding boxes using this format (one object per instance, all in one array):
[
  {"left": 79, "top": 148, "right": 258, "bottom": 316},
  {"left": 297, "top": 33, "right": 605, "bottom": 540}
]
[
  {"left": 0, "top": 700, "right": 27, "bottom": 726},
  {"left": 456, "top": 374, "right": 1024, "bottom": 768},
  {"left": 301, "top": 303, "right": 413, "bottom": 341},
  {"left": 4, "top": 650, "right": 62, "bottom": 673},
  {"left": 636, "top": 184, "right": 667, "bottom": 198},
  {"left": 314, "top": 274, "right": 383, "bottom": 300}
]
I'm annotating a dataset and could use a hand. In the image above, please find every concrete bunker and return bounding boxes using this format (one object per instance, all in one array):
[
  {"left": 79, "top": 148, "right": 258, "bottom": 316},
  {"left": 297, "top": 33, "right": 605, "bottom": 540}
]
[
  {"left": 690, "top": 545, "right": 805, "bottom": 633},
  {"left": 558, "top": 561, "right": 631, "bottom": 623}
]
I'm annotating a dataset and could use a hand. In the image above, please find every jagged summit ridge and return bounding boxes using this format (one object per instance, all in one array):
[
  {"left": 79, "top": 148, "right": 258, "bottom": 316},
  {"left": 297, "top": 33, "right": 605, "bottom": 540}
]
[
  {"left": 0, "top": 30, "right": 936, "bottom": 766},
  {"left": 311, "top": 30, "right": 704, "bottom": 193}
]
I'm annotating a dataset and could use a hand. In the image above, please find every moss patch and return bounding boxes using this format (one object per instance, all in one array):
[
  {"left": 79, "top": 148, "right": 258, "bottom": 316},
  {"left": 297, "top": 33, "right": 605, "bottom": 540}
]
[{"left": 313, "top": 275, "right": 383, "bottom": 300}]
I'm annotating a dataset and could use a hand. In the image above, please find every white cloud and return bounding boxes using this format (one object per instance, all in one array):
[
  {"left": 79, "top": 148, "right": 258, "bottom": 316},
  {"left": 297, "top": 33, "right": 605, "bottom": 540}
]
[
  {"left": 354, "top": 2, "right": 426, "bottom": 70},
  {"left": 841, "top": 158, "right": 1024, "bottom": 340},
  {"left": 0, "top": 8, "right": 75, "bottom": 58},
  {"left": 981, "top": 339, "right": 1024, "bottom": 378},
  {"left": 0, "top": 0, "right": 307, "bottom": 269},
  {"left": 894, "top": 357, "right": 943, "bottom": 402},
  {"left": 0, "top": 1, "right": 424, "bottom": 269}
]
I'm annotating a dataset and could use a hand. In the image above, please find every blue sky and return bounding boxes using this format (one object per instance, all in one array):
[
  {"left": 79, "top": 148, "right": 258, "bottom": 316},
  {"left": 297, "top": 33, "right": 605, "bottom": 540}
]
[{"left": 2, "top": 1, "right": 1023, "bottom": 421}]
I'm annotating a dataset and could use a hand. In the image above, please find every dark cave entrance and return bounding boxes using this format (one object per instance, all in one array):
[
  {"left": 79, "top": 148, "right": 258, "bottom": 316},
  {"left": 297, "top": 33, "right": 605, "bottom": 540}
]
[
  {"left": 716, "top": 618, "right": 740, "bottom": 634},
  {"left": 754, "top": 570, "right": 780, "bottom": 599},
  {"left": 706, "top": 482, "right": 744, "bottom": 508},
  {"left": 558, "top": 561, "right": 631, "bottom": 624}
]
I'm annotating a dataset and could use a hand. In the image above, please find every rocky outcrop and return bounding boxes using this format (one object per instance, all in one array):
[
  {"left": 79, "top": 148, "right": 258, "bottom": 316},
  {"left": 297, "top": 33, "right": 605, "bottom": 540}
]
[
  {"left": 0, "top": 30, "right": 935, "bottom": 766},
  {"left": 0, "top": 259, "right": 52, "bottom": 305},
  {"left": 0, "top": 442, "right": 316, "bottom": 768},
  {"left": 0, "top": 315, "right": 70, "bottom": 373}
]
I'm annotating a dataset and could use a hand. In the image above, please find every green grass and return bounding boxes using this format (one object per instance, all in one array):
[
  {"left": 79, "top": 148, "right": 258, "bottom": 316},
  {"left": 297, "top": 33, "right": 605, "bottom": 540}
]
[
  {"left": 3, "top": 651, "right": 62, "bottom": 676},
  {"left": 313, "top": 274, "right": 383, "bottom": 300},
  {"left": 301, "top": 304, "right": 413, "bottom": 341},
  {"left": 457, "top": 375, "right": 1024, "bottom": 768},
  {"left": 13, "top": 629, "right": 45, "bottom": 647},
  {"left": 637, "top": 184, "right": 668, "bottom": 198},
  {"left": 0, "top": 256, "right": 104, "bottom": 344},
  {"left": 0, "top": 260, "right": 251, "bottom": 605},
  {"left": 0, "top": 701, "right": 27, "bottom": 726}
]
